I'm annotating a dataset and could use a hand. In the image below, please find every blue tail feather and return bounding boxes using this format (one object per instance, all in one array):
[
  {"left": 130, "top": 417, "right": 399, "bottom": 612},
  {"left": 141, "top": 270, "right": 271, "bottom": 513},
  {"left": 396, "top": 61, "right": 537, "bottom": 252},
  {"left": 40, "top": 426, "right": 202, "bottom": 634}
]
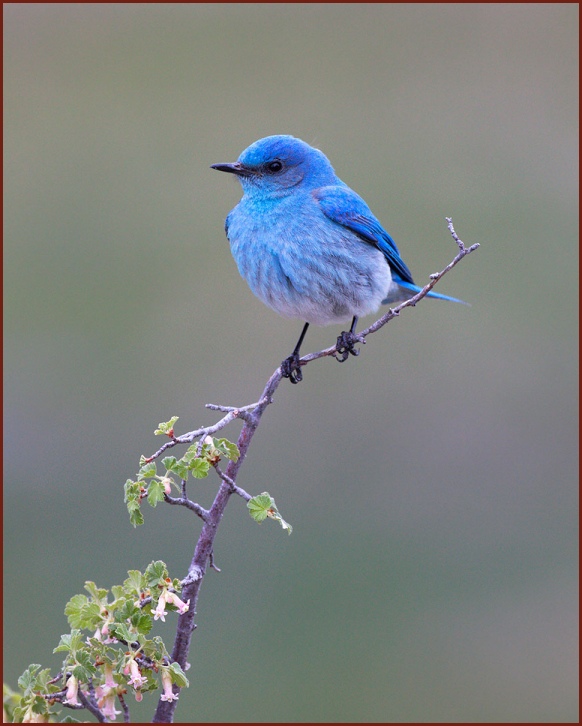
[{"left": 385, "top": 279, "right": 468, "bottom": 305}]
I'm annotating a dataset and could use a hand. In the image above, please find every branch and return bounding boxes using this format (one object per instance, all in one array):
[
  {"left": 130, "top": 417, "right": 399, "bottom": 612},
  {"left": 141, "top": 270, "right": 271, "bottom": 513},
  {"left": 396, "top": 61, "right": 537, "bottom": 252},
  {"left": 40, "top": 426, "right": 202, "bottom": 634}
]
[
  {"left": 152, "top": 219, "right": 478, "bottom": 722},
  {"left": 163, "top": 489, "right": 210, "bottom": 521},
  {"left": 213, "top": 463, "right": 252, "bottom": 501},
  {"left": 76, "top": 682, "right": 106, "bottom": 723}
]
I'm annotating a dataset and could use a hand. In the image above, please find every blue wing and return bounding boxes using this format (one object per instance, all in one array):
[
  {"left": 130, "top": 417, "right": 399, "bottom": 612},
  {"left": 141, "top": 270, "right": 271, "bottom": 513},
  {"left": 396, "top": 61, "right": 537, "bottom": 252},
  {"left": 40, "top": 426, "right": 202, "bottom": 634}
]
[
  {"left": 313, "top": 185, "right": 466, "bottom": 304},
  {"left": 312, "top": 185, "right": 415, "bottom": 285}
]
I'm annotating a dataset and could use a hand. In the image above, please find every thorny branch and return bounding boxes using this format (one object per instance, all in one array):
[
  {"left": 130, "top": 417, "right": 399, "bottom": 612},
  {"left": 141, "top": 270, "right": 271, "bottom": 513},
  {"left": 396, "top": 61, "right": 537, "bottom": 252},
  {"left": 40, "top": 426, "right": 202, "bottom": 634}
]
[{"left": 151, "top": 219, "right": 478, "bottom": 722}]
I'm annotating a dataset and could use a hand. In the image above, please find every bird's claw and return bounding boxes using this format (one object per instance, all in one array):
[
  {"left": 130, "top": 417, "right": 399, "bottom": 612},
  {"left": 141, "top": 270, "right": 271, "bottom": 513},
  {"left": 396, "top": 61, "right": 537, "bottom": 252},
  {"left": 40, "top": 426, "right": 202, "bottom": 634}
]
[
  {"left": 281, "top": 353, "right": 303, "bottom": 384},
  {"left": 334, "top": 330, "right": 363, "bottom": 362}
]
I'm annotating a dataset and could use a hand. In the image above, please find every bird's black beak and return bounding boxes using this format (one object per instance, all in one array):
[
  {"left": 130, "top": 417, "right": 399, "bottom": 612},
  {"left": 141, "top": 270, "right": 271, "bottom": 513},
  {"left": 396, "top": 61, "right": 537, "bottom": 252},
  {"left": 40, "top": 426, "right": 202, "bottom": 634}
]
[{"left": 210, "top": 161, "right": 250, "bottom": 177}]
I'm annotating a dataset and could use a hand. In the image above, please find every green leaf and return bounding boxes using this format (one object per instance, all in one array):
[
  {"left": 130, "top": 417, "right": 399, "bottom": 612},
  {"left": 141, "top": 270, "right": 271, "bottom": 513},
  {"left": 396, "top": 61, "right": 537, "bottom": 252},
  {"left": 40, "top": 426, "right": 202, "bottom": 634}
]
[
  {"left": 247, "top": 493, "right": 272, "bottom": 523},
  {"left": 171, "top": 577, "right": 182, "bottom": 591},
  {"left": 172, "top": 459, "right": 190, "bottom": 480},
  {"left": 168, "top": 661, "right": 189, "bottom": 688},
  {"left": 214, "top": 438, "right": 240, "bottom": 462},
  {"left": 144, "top": 561, "right": 168, "bottom": 588},
  {"left": 124, "top": 479, "right": 141, "bottom": 503},
  {"left": 3, "top": 682, "right": 22, "bottom": 721},
  {"left": 125, "top": 479, "right": 144, "bottom": 528},
  {"left": 123, "top": 569, "right": 145, "bottom": 595},
  {"left": 129, "top": 506, "right": 144, "bottom": 528},
  {"left": 111, "top": 584, "right": 126, "bottom": 600},
  {"left": 64, "top": 594, "right": 101, "bottom": 630},
  {"left": 125, "top": 480, "right": 144, "bottom": 525},
  {"left": 154, "top": 416, "right": 179, "bottom": 436},
  {"left": 72, "top": 651, "right": 96, "bottom": 680},
  {"left": 9, "top": 693, "right": 50, "bottom": 723},
  {"left": 164, "top": 453, "right": 190, "bottom": 479},
  {"left": 140, "top": 635, "right": 166, "bottom": 662},
  {"left": 138, "top": 462, "right": 157, "bottom": 480},
  {"left": 30, "top": 693, "right": 49, "bottom": 716},
  {"left": 131, "top": 610, "right": 153, "bottom": 635},
  {"left": 84, "top": 581, "right": 108, "bottom": 603},
  {"left": 108, "top": 622, "right": 134, "bottom": 644},
  {"left": 64, "top": 594, "right": 88, "bottom": 629},
  {"left": 53, "top": 630, "right": 84, "bottom": 654},
  {"left": 161, "top": 456, "right": 177, "bottom": 471},
  {"left": 116, "top": 599, "right": 139, "bottom": 622},
  {"left": 182, "top": 444, "right": 201, "bottom": 464},
  {"left": 31, "top": 668, "right": 53, "bottom": 692},
  {"left": 247, "top": 492, "right": 293, "bottom": 534},
  {"left": 11, "top": 708, "right": 27, "bottom": 724},
  {"left": 190, "top": 458, "right": 210, "bottom": 478},
  {"left": 17, "top": 665, "right": 42, "bottom": 695},
  {"left": 147, "top": 479, "right": 165, "bottom": 507},
  {"left": 265, "top": 495, "right": 293, "bottom": 535}
]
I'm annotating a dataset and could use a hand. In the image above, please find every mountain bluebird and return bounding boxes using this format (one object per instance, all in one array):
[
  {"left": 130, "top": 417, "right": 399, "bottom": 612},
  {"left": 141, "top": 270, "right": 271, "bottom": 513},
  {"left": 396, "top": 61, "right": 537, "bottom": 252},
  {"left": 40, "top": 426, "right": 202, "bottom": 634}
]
[{"left": 212, "top": 135, "right": 462, "bottom": 383}]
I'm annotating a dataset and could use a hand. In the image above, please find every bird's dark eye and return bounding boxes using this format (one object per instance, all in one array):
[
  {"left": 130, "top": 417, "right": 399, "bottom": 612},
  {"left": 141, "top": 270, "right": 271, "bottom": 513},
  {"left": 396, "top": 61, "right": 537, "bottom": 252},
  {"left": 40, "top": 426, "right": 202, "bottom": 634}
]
[{"left": 266, "top": 160, "right": 283, "bottom": 173}]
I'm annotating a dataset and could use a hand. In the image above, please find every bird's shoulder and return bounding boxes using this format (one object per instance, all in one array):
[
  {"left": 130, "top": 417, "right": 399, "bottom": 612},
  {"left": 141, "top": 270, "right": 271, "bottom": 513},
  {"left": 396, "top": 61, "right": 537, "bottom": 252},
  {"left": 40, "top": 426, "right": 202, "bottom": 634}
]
[{"left": 311, "top": 183, "right": 371, "bottom": 218}]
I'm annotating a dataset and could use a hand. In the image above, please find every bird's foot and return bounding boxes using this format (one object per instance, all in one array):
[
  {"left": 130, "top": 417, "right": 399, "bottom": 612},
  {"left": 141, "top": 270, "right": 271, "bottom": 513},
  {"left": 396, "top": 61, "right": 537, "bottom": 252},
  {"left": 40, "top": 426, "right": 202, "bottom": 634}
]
[
  {"left": 281, "top": 352, "right": 303, "bottom": 384},
  {"left": 334, "top": 330, "right": 364, "bottom": 362}
]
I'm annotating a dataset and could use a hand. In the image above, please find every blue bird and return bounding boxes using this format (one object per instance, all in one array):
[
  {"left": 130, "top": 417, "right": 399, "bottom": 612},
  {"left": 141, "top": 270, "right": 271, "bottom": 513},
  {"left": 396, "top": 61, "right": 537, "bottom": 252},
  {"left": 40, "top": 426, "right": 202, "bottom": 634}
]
[{"left": 212, "top": 135, "right": 463, "bottom": 383}]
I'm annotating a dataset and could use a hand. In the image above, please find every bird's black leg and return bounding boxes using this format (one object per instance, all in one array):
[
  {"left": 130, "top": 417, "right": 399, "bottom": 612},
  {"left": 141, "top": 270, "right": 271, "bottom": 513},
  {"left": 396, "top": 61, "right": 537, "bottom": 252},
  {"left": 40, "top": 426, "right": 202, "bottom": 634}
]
[
  {"left": 335, "top": 316, "right": 363, "bottom": 362},
  {"left": 281, "top": 322, "right": 309, "bottom": 384}
]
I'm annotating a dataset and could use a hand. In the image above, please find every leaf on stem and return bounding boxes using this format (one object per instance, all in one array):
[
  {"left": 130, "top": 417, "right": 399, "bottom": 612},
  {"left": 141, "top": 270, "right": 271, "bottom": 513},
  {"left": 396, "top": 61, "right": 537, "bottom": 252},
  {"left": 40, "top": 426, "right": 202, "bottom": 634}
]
[{"left": 247, "top": 492, "right": 293, "bottom": 534}]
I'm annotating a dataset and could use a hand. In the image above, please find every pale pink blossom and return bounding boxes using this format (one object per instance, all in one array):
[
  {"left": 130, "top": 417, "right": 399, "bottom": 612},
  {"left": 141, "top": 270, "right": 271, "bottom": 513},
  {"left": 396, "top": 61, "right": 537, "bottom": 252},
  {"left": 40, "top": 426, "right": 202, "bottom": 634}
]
[
  {"left": 100, "top": 619, "right": 118, "bottom": 644},
  {"left": 22, "top": 707, "right": 48, "bottom": 722},
  {"left": 153, "top": 591, "right": 168, "bottom": 622},
  {"left": 166, "top": 590, "right": 190, "bottom": 615},
  {"left": 103, "top": 663, "right": 116, "bottom": 689},
  {"left": 63, "top": 675, "right": 80, "bottom": 706},
  {"left": 91, "top": 626, "right": 102, "bottom": 642},
  {"left": 95, "top": 685, "right": 121, "bottom": 721},
  {"left": 126, "top": 658, "right": 147, "bottom": 689},
  {"left": 160, "top": 668, "right": 179, "bottom": 702}
]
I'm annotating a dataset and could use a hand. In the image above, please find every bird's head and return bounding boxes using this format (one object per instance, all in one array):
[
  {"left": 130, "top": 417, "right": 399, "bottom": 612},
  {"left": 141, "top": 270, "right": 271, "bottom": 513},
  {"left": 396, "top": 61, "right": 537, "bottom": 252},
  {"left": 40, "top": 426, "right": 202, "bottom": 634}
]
[{"left": 211, "top": 135, "right": 337, "bottom": 197}]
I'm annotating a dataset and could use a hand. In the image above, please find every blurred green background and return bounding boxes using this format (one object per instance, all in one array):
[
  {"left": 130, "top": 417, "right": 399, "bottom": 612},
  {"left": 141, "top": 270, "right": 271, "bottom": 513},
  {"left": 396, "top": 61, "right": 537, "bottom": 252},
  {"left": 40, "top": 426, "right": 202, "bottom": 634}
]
[{"left": 4, "top": 4, "right": 578, "bottom": 723}]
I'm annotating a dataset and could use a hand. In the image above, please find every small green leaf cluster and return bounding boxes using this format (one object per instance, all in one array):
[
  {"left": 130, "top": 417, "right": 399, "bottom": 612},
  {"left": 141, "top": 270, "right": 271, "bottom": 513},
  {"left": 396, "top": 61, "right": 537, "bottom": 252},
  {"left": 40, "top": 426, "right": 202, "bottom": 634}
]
[
  {"left": 247, "top": 492, "right": 293, "bottom": 534},
  {"left": 154, "top": 416, "right": 179, "bottom": 437},
  {"left": 125, "top": 428, "right": 240, "bottom": 526},
  {"left": 4, "top": 562, "right": 189, "bottom": 722},
  {"left": 4, "top": 667, "right": 53, "bottom": 723}
]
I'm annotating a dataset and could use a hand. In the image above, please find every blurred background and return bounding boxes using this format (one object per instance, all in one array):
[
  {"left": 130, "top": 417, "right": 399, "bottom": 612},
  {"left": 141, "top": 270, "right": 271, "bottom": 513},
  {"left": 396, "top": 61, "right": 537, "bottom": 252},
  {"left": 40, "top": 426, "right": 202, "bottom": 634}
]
[{"left": 4, "top": 4, "right": 578, "bottom": 722}]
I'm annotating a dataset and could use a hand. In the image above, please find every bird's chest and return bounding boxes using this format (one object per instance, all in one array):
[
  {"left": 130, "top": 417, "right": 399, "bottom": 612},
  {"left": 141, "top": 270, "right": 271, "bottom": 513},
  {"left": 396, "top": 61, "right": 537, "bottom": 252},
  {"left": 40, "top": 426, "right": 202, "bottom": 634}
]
[
  {"left": 228, "top": 196, "right": 315, "bottom": 257},
  {"left": 226, "top": 195, "right": 390, "bottom": 325}
]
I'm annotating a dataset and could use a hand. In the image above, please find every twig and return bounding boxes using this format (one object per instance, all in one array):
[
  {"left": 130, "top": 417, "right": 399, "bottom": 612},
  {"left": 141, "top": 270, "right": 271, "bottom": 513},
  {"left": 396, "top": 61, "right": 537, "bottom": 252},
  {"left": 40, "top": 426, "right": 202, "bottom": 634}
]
[
  {"left": 209, "top": 550, "right": 221, "bottom": 572},
  {"left": 117, "top": 691, "right": 130, "bottom": 723},
  {"left": 213, "top": 463, "right": 252, "bottom": 501},
  {"left": 163, "top": 493, "right": 210, "bottom": 521},
  {"left": 144, "top": 410, "right": 243, "bottom": 463}
]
